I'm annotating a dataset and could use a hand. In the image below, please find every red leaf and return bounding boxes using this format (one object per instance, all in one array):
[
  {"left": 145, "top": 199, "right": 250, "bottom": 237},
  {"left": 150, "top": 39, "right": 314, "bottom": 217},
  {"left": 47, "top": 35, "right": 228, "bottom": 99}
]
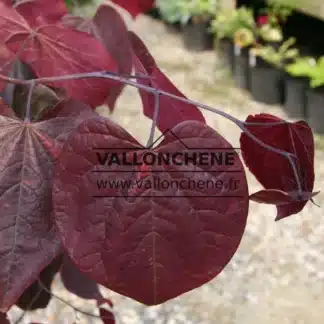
[
  {"left": 0, "top": 100, "right": 97, "bottom": 311},
  {"left": 60, "top": 254, "right": 103, "bottom": 300},
  {"left": 16, "top": 255, "right": 63, "bottom": 311},
  {"left": 52, "top": 118, "right": 249, "bottom": 305},
  {"left": 0, "top": 312, "right": 10, "bottom": 324},
  {"left": 99, "top": 307, "right": 115, "bottom": 324},
  {"left": 0, "top": 3, "right": 117, "bottom": 107},
  {"left": 240, "top": 114, "right": 315, "bottom": 220},
  {"left": 250, "top": 189, "right": 320, "bottom": 205},
  {"left": 14, "top": 0, "right": 68, "bottom": 27},
  {"left": 129, "top": 32, "right": 206, "bottom": 132},
  {"left": 110, "top": 0, "right": 154, "bottom": 18},
  {"left": 72, "top": 5, "right": 133, "bottom": 111}
]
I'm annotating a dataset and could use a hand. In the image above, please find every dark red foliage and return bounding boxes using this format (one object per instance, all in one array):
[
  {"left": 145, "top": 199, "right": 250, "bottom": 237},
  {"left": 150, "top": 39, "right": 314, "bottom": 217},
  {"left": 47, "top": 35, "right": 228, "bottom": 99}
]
[
  {"left": 129, "top": 32, "right": 206, "bottom": 132},
  {"left": 110, "top": 0, "right": 155, "bottom": 18},
  {"left": 99, "top": 307, "right": 115, "bottom": 324},
  {"left": 52, "top": 117, "right": 249, "bottom": 305},
  {"left": 0, "top": 0, "right": 318, "bottom": 317},
  {"left": 60, "top": 254, "right": 103, "bottom": 301},
  {"left": 0, "top": 1, "right": 117, "bottom": 107},
  {"left": 240, "top": 114, "right": 316, "bottom": 220},
  {"left": 14, "top": 0, "right": 68, "bottom": 27}
]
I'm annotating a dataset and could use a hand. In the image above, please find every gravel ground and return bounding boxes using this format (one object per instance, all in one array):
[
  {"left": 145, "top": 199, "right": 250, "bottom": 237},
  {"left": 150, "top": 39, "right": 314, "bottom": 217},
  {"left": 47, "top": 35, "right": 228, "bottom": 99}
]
[{"left": 8, "top": 11, "right": 324, "bottom": 324}]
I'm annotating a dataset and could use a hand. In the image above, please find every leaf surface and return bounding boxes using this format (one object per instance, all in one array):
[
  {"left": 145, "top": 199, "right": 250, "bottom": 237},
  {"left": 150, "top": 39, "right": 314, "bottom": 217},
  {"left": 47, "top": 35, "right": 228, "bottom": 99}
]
[
  {"left": 14, "top": 0, "right": 68, "bottom": 27},
  {"left": 53, "top": 117, "right": 249, "bottom": 305},
  {"left": 129, "top": 32, "right": 206, "bottom": 132},
  {"left": 0, "top": 3, "right": 117, "bottom": 107},
  {"left": 0, "top": 99, "right": 97, "bottom": 311},
  {"left": 240, "top": 113, "right": 315, "bottom": 220}
]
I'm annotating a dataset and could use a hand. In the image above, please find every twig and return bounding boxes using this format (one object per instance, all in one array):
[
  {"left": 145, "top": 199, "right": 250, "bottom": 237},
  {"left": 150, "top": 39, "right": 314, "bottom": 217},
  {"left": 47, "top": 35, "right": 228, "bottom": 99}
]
[
  {"left": 37, "top": 279, "right": 115, "bottom": 321},
  {"left": 146, "top": 90, "right": 160, "bottom": 148},
  {"left": 0, "top": 70, "right": 303, "bottom": 194}
]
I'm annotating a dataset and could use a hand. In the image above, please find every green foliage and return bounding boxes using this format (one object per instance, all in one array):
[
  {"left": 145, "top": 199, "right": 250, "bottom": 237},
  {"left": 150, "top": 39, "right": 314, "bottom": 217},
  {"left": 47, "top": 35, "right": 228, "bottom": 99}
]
[
  {"left": 210, "top": 6, "right": 255, "bottom": 40},
  {"left": 251, "top": 37, "right": 299, "bottom": 68},
  {"left": 156, "top": 0, "right": 184, "bottom": 23},
  {"left": 285, "top": 56, "right": 317, "bottom": 77},
  {"left": 65, "top": 0, "right": 93, "bottom": 9},
  {"left": 178, "top": 0, "right": 218, "bottom": 24},
  {"left": 258, "top": 24, "right": 283, "bottom": 42},
  {"left": 308, "top": 57, "right": 324, "bottom": 88},
  {"left": 156, "top": 0, "right": 218, "bottom": 24},
  {"left": 234, "top": 27, "right": 255, "bottom": 48}
]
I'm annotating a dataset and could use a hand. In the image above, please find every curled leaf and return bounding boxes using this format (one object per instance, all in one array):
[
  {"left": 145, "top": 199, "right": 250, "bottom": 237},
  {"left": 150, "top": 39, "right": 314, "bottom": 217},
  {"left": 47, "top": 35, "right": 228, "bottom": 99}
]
[{"left": 240, "top": 113, "right": 316, "bottom": 220}]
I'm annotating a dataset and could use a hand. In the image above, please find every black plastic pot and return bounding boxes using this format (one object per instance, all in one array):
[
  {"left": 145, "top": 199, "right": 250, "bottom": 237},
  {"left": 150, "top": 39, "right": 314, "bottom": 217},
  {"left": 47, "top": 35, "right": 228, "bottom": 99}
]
[
  {"left": 306, "top": 86, "right": 324, "bottom": 134},
  {"left": 234, "top": 46, "right": 250, "bottom": 91},
  {"left": 249, "top": 56, "right": 285, "bottom": 105},
  {"left": 145, "top": 7, "right": 162, "bottom": 20},
  {"left": 182, "top": 18, "right": 213, "bottom": 51},
  {"left": 218, "top": 38, "right": 235, "bottom": 74},
  {"left": 283, "top": 75, "right": 308, "bottom": 119}
]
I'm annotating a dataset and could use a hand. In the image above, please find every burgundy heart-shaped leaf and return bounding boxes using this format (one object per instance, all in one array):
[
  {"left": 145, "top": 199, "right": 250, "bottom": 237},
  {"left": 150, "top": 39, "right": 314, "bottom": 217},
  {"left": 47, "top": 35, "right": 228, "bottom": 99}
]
[
  {"left": 53, "top": 117, "right": 249, "bottom": 305},
  {"left": 240, "top": 114, "right": 315, "bottom": 220},
  {"left": 129, "top": 32, "right": 206, "bottom": 132},
  {"left": 0, "top": 2, "right": 117, "bottom": 107},
  {"left": 14, "top": 0, "right": 68, "bottom": 27},
  {"left": 0, "top": 99, "right": 97, "bottom": 311},
  {"left": 110, "top": 0, "right": 154, "bottom": 18}
]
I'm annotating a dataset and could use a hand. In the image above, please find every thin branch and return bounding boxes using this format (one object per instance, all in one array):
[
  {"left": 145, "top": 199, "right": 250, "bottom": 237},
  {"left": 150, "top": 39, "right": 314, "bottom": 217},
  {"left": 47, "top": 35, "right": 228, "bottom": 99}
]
[
  {"left": 14, "top": 286, "right": 43, "bottom": 324},
  {"left": 0, "top": 71, "right": 303, "bottom": 194},
  {"left": 37, "top": 279, "right": 115, "bottom": 321},
  {"left": 146, "top": 90, "right": 160, "bottom": 148}
]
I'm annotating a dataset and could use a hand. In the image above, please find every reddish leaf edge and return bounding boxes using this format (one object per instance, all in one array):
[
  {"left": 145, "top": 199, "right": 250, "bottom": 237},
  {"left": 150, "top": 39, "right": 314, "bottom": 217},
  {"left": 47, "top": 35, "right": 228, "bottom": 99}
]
[{"left": 250, "top": 189, "right": 320, "bottom": 221}]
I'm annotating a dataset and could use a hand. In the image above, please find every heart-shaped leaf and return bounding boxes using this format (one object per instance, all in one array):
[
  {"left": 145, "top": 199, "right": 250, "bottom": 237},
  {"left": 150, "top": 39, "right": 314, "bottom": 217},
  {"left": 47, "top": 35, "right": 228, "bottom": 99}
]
[
  {"left": 0, "top": 99, "right": 97, "bottom": 311},
  {"left": 53, "top": 117, "right": 249, "bottom": 305},
  {"left": 240, "top": 114, "right": 315, "bottom": 220}
]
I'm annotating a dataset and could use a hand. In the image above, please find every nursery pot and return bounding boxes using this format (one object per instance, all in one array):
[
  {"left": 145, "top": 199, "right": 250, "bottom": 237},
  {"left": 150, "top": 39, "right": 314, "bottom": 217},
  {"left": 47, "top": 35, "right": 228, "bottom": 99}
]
[
  {"left": 145, "top": 7, "right": 162, "bottom": 20},
  {"left": 233, "top": 45, "right": 250, "bottom": 91},
  {"left": 182, "top": 16, "right": 213, "bottom": 51},
  {"left": 283, "top": 75, "right": 308, "bottom": 119},
  {"left": 306, "top": 86, "right": 324, "bottom": 134},
  {"left": 164, "top": 20, "right": 181, "bottom": 33},
  {"left": 249, "top": 54, "right": 285, "bottom": 105},
  {"left": 218, "top": 38, "right": 235, "bottom": 74}
]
